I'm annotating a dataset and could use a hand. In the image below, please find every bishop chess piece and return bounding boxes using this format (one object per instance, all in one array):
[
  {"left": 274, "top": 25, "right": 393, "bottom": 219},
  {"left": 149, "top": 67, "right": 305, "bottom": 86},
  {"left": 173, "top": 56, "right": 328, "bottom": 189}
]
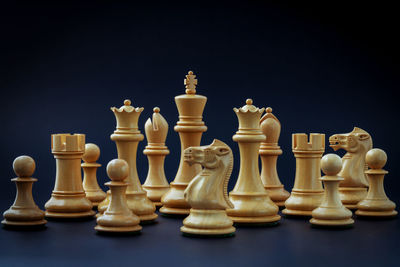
[
  {"left": 283, "top": 133, "right": 325, "bottom": 217},
  {"left": 45, "top": 134, "right": 95, "bottom": 219},
  {"left": 329, "top": 127, "right": 372, "bottom": 209},
  {"left": 227, "top": 99, "right": 280, "bottom": 225},
  {"left": 259, "top": 107, "right": 290, "bottom": 207},
  {"left": 160, "top": 71, "right": 207, "bottom": 216},
  {"left": 95, "top": 159, "right": 142, "bottom": 234},
  {"left": 82, "top": 143, "right": 106, "bottom": 208},
  {"left": 181, "top": 139, "right": 235, "bottom": 237},
  {"left": 356, "top": 148, "right": 397, "bottom": 218},
  {"left": 310, "top": 154, "right": 354, "bottom": 227},
  {"left": 98, "top": 100, "right": 157, "bottom": 223},
  {"left": 143, "top": 107, "right": 170, "bottom": 207},
  {"left": 2, "top": 156, "right": 47, "bottom": 228}
]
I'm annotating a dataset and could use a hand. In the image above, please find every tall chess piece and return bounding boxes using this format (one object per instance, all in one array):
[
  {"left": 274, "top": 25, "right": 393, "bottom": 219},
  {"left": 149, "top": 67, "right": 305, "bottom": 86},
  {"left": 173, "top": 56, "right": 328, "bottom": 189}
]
[
  {"left": 45, "top": 134, "right": 95, "bottom": 219},
  {"left": 160, "top": 71, "right": 207, "bottom": 216},
  {"left": 227, "top": 99, "right": 280, "bottom": 225},
  {"left": 143, "top": 107, "right": 170, "bottom": 207},
  {"left": 2, "top": 156, "right": 47, "bottom": 227},
  {"left": 310, "top": 154, "right": 354, "bottom": 227},
  {"left": 99, "top": 99, "right": 157, "bottom": 223},
  {"left": 356, "top": 148, "right": 397, "bottom": 218},
  {"left": 95, "top": 159, "right": 142, "bottom": 234},
  {"left": 82, "top": 143, "right": 106, "bottom": 208},
  {"left": 181, "top": 139, "right": 236, "bottom": 237},
  {"left": 329, "top": 127, "right": 372, "bottom": 209},
  {"left": 259, "top": 107, "right": 290, "bottom": 207},
  {"left": 283, "top": 133, "right": 325, "bottom": 217}
]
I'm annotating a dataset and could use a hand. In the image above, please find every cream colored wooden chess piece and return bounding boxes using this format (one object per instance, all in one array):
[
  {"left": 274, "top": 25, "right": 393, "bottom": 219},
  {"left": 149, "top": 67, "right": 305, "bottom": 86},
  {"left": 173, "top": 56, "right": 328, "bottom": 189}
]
[
  {"left": 143, "top": 107, "right": 170, "bottom": 207},
  {"left": 95, "top": 159, "right": 142, "bottom": 234},
  {"left": 282, "top": 133, "right": 325, "bottom": 216},
  {"left": 227, "top": 99, "right": 280, "bottom": 225},
  {"left": 45, "top": 134, "right": 95, "bottom": 219},
  {"left": 82, "top": 143, "right": 106, "bottom": 208},
  {"left": 98, "top": 100, "right": 157, "bottom": 223},
  {"left": 181, "top": 139, "right": 235, "bottom": 237},
  {"left": 356, "top": 148, "right": 397, "bottom": 218},
  {"left": 310, "top": 154, "right": 354, "bottom": 227},
  {"left": 329, "top": 127, "right": 372, "bottom": 209},
  {"left": 2, "top": 156, "right": 47, "bottom": 227},
  {"left": 160, "top": 71, "right": 207, "bottom": 216},
  {"left": 259, "top": 107, "right": 290, "bottom": 207}
]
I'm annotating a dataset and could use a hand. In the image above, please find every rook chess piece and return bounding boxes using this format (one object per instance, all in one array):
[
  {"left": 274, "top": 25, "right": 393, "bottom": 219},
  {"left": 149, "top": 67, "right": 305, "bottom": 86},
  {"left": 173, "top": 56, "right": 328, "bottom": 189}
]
[
  {"left": 259, "top": 107, "right": 290, "bottom": 207},
  {"left": 181, "top": 139, "right": 235, "bottom": 237},
  {"left": 283, "top": 133, "right": 325, "bottom": 217},
  {"left": 227, "top": 99, "right": 280, "bottom": 225},
  {"left": 95, "top": 159, "right": 142, "bottom": 233},
  {"left": 2, "top": 156, "right": 47, "bottom": 227},
  {"left": 82, "top": 143, "right": 106, "bottom": 208},
  {"left": 160, "top": 71, "right": 207, "bottom": 216},
  {"left": 45, "top": 134, "right": 95, "bottom": 219},
  {"left": 310, "top": 154, "right": 354, "bottom": 227},
  {"left": 143, "top": 107, "right": 170, "bottom": 207},
  {"left": 356, "top": 148, "right": 397, "bottom": 218}
]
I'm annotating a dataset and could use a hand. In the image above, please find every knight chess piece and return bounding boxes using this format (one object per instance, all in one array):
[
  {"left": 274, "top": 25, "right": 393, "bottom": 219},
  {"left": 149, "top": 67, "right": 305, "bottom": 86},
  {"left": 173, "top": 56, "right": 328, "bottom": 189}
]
[
  {"left": 329, "top": 127, "right": 372, "bottom": 209},
  {"left": 45, "top": 134, "right": 95, "bottom": 219},
  {"left": 259, "top": 107, "right": 290, "bottom": 207},
  {"left": 2, "top": 156, "right": 47, "bottom": 227},
  {"left": 160, "top": 71, "right": 207, "bottom": 216},
  {"left": 143, "top": 107, "right": 170, "bottom": 207},
  {"left": 356, "top": 148, "right": 397, "bottom": 218},
  {"left": 227, "top": 99, "right": 280, "bottom": 225},
  {"left": 181, "top": 139, "right": 236, "bottom": 237},
  {"left": 98, "top": 100, "right": 157, "bottom": 223},
  {"left": 95, "top": 159, "right": 142, "bottom": 234},
  {"left": 282, "top": 133, "right": 325, "bottom": 217},
  {"left": 310, "top": 154, "right": 354, "bottom": 227},
  {"left": 82, "top": 143, "right": 106, "bottom": 208}
]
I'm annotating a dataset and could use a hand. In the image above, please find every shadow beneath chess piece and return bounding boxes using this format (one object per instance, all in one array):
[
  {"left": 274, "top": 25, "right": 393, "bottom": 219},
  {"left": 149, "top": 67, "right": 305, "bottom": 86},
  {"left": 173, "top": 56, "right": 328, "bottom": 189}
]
[
  {"left": 96, "top": 231, "right": 142, "bottom": 237},
  {"left": 281, "top": 214, "right": 311, "bottom": 220},
  {"left": 139, "top": 219, "right": 158, "bottom": 226},
  {"left": 234, "top": 221, "right": 280, "bottom": 228},
  {"left": 160, "top": 213, "right": 188, "bottom": 219},
  {"left": 182, "top": 232, "right": 235, "bottom": 239},
  {"left": 310, "top": 223, "right": 354, "bottom": 230}
]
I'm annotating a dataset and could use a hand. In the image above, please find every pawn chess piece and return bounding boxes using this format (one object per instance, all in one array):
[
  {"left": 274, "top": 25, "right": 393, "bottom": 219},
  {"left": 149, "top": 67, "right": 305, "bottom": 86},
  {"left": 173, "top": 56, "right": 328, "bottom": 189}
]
[
  {"left": 259, "top": 107, "right": 290, "bottom": 207},
  {"left": 2, "top": 156, "right": 47, "bottom": 227},
  {"left": 82, "top": 143, "right": 106, "bottom": 208},
  {"left": 310, "top": 154, "right": 354, "bottom": 227},
  {"left": 283, "top": 133, "right": 325, "bottom": 217},
  {"left": 160, "top": 71, "right": 207, "bottom": 216},
  {"left": 181, "top": 139, "right": 236, "bottom": 237},
  {"left": 227, "top": 99, "right": 280, "bottom": 225},
  {"left": 356, "top": 148, "right": 397, "bottom": 218},
  {"left": 95, "top": 159, "right": 142, "bottom": 233},
  {"left": 45, "top": 134, "right": 95, "bottom": 219},
  {"left": 143, "top": 107, "right": 170, "bottom": 207}
]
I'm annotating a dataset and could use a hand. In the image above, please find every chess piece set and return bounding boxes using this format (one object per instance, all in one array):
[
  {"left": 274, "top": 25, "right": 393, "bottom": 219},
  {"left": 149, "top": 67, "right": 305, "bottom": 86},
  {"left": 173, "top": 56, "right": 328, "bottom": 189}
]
[{"left": 2, "top": 71, "right": 397, "bottom": 237}]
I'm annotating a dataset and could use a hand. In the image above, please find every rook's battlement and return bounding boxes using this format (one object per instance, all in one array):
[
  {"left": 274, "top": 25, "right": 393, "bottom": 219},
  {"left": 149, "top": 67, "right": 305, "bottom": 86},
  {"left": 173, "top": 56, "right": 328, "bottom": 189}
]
[
  {"left": 51, "top": 133, "right": 85, "bottom": 152},
  {"left": 292, "top": 133, "right": 325, "bottom": 151}
]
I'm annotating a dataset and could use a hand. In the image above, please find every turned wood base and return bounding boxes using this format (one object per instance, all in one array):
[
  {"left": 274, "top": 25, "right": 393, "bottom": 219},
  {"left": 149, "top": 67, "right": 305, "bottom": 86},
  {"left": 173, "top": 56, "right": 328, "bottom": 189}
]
[
  {"left": 310, "top": 218, "right": 354, "bottom": 227},
  {"left": 45, "top": 210, "right": 95, "bottom": 219},
  {"left": 95, "top": 224, "right": 142, "bottom": 233}
]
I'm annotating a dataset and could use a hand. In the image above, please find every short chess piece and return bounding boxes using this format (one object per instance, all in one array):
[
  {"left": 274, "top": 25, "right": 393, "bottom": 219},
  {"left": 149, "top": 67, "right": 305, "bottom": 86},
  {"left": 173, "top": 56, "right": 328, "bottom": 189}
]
[
  {"left": 160, "top": 71, "right": 207, "bottom": 216},
  {"left": 82, "top": 143, "right": 106, "bottom": 208},
  {"left": 227, "top": 99, "right": 280, "bottom": 225},
  {"left": 310, "top": 154, "right": 354, "bottom": 227},
  {"left": 181, "top": 139, "right": 235, "bottom": 237},
  {"left": 95, "top": 159, "right": 142, "bottom": 234},
  {"left": 356, "top": 148, "right": 397, "bottom": 218},
  {"left": 45, "top": 134, "right": 95, "bottom": 219},
  {"left": 143, "top": 107, "right": 170, "bottom": 207},
  {"left": 259, "top": 107, "right": 290, "bottom": 207},
  {"left": 329, "top": 127, "right": 372, "bottom": 209},
  {"left": 283, "top": 133, "right": 325, "bottom": 217},
  {"left": 2, "top": 156, "right": 47, "bottom": 228}
]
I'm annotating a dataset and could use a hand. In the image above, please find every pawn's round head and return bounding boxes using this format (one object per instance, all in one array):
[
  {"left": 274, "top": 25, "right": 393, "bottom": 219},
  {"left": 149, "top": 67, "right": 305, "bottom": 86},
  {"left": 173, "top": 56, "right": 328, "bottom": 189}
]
[
  {"left": 83, "top": 143, "right": 100, "bottom": 163},
  {"left": 106, "top": 159, "right": 129, "bottom": 181},
  {"left": 321, "top": 154, "right": 342, "bottom": 176},
  {"left": 366, "top": 148, "right": 387, "bottom": 169},
  {"left": 13, "top": 155, "right": 36, "bottom": 177}
]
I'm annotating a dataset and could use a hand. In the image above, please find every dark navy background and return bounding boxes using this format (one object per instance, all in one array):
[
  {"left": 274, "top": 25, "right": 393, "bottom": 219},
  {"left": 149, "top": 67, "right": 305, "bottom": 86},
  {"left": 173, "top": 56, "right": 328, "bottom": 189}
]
[{"left": 0, "top": 2, "right": 399, "bottom": 266}]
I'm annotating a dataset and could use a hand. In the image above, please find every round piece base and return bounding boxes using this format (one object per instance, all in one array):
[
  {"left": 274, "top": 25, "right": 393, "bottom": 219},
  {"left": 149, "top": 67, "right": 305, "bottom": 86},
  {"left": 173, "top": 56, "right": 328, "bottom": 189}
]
[
  {"left": 95, "top": 224, "right": 142, "bottom": 234},
  {"left": 45, "top": 210, "right": 96, "bottom": 219},
  {"left": 181, "top": 226, "right": 235, "bottom": 237},
  {"left": 159, "top": 206, "right": 190, "bottom": 216},
  {"left": 282, "top": 208, "right": 312, "bottom": 217},
  {"left": 355, "top": 210, "right": 398, "bottom": 218},
  {"left": 2, "top": 219, "right": 47, "bottom": 227},
  {"left": 229, "top": 214, "right": 280, "bottom": 224},
  {"left": 310, "top": 218, "right": 354, "bottom": 227},
  {"left": 344, "top": 204, "right": 358, "bottom": 210},
  {"left": 274, "top": 201, "right": 286, "bottom": 208},
  {"left": 138, "top": 213, "right": 158, "bottom": 223}
]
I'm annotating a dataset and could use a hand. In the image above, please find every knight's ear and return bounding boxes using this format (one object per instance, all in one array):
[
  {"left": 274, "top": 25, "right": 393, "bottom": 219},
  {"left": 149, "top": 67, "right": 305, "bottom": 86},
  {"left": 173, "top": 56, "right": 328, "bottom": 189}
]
[
  {"left": 217, "top": 147, "right": 230, "bottom": 155},
  {"left": 358, "top": 133, "right": 370, "bottom": 140}
]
